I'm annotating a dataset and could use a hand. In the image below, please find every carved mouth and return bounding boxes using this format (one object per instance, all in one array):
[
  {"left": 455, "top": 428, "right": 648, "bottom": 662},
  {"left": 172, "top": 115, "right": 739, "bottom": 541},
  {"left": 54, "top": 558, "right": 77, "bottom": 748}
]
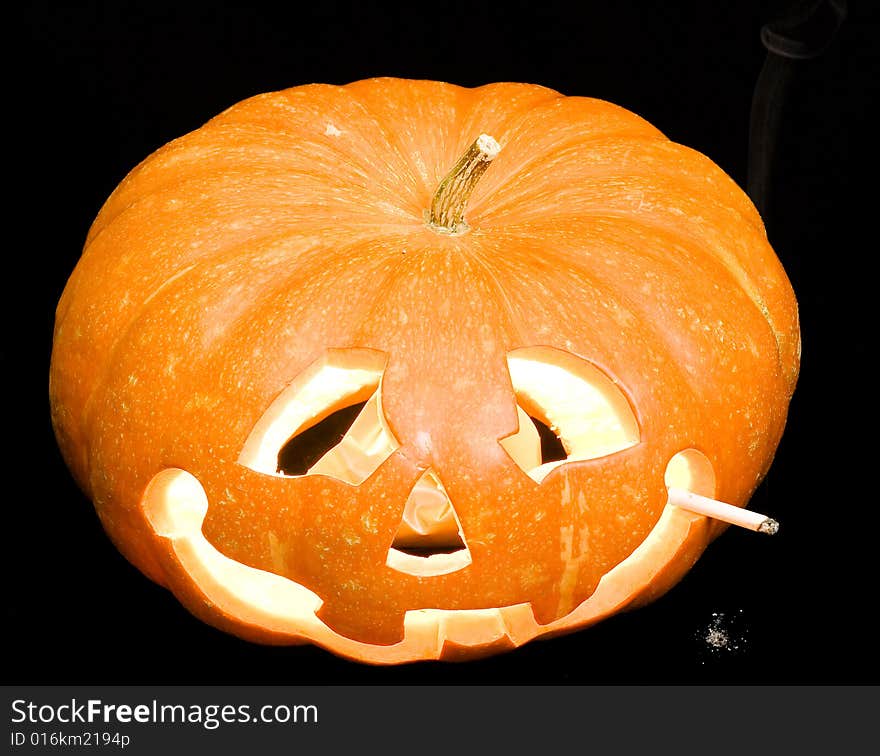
[
  {"left": 141, "top": 449, "right": 713, "bottom": 662},
  {"left": 140, "top": 342, "right": 718, "bottom": 659}
]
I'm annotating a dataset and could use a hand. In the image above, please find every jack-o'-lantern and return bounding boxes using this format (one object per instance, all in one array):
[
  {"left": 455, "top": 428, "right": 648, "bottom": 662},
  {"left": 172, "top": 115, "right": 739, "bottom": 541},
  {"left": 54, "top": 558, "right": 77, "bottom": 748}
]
[{"left": 49, "top": 78, "right": 799, "bottom": 663}]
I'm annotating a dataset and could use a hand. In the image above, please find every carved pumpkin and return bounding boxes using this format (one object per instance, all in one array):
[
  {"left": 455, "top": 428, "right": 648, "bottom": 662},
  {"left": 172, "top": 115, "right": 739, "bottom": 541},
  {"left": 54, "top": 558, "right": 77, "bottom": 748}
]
[{"left": 49, "top": 77, "right": 799, "bottom": 663}]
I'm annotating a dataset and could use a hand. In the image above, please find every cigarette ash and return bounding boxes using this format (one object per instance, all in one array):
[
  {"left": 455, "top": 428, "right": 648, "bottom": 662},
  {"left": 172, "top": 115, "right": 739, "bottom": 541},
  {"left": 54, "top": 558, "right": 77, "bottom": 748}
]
[{"left": 696, "top": 609, "right": 749, "bottom": 663}]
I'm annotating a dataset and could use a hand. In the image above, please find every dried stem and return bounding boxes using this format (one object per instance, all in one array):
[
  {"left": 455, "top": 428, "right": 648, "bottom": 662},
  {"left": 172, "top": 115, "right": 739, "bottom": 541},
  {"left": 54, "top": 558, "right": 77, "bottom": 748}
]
[{"left": 428, "top": 134, "right": 500, "bottom": 235}]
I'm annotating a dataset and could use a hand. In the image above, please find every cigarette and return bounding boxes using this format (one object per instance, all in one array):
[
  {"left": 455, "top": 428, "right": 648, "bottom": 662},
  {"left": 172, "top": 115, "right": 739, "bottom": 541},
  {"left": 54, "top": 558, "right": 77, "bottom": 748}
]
[{"left": 667, "top": 487, "right": 779, "bottom": 535}]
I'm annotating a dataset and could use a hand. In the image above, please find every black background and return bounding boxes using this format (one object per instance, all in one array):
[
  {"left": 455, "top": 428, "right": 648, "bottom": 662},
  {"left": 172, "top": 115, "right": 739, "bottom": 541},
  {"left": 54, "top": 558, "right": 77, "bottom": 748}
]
[{"left": 8, "top": 1, "right": 877, "bottom": 685}]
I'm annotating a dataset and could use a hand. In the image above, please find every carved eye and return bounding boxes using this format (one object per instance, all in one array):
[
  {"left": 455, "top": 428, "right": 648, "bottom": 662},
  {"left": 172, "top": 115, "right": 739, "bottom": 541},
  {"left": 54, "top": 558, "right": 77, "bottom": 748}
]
[
  {"left": 499, "top": 346, "right": 640, "bottom": 482},
  {"left": 238, "top": 349, "right": 398, "bottom": 485}
]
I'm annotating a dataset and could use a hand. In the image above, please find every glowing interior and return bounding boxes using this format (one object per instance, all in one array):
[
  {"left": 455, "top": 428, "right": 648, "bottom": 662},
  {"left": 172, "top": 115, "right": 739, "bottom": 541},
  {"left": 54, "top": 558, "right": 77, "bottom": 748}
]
[
  {"left": 304, "top": 392, "right": 398, "bottom": 485},
  {"left": 171, "top": 347, "right": 723, "bottom": 658},
  {"left": 238, "top": 349, "right": 396, "bottom": 478},
  {"left": 500, "top": 347, "right": 640, "bottom": 482},
  {"left": 664, "top": 449, "right": 716, "bottom": 496},
  {"left": 385, "top": 469, "right": 471, "bottom": 577},
  {"left": 142, "top": 444, "right": 716, "bottom": 661}
]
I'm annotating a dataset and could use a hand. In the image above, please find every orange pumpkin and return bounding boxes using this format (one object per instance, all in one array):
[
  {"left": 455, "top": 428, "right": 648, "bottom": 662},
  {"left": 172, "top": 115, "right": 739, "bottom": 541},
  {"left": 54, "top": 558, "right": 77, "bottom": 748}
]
[{"left": 49, "top": 77, "right": 799, "bottom": 663}]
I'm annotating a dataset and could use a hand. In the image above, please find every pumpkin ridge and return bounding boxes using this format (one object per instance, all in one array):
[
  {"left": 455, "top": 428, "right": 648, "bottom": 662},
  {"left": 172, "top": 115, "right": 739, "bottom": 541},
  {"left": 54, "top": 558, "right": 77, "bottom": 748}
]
[
  {"left": 452, "top": 83, "right": 564, "bottom": 176},
  {"left": 349, "top": 78, "right": 494, "bottom": 194},
  {"left": 464, "top": 92, "right": 666, "bottom": 218},
  {"left": 334, "top": 80, "right": 450, "bottom": 204},
  {"left": 71, "top": 159, "right": 416, "bottom": 341},
  {"left": 593, "top": 209, "right": 787, "bottom": 373},
  {"left": 195, "top": 121, "right": 424, "bottom": 215},
  {"left": 85, "top": 168, "right": 414, "bottom": 254},
  {"left": 72, "top": 230, "right": 359, "bottom": 466},
  {"left": 85, "top": 127, "right": 238, "bottom": 246},
  {"left": 460, "top": 90, "right": 563, "bottom": 176},
  {"left": 466, "top": 245, "right": 532, "bottom": 346},
  {"left": 469, "top": 133, "right": 670, "bottom": 219},
  {"left": 195, "top": 236, "right": 412, "bottom": 402},
  {"left": 345, "top": 252, "right": 419, "bottom": 347},
  {"left": 88, "top": 87, "right": 431, "bottom": 244},
  {"left": 497, "top": 213, "right": 784, "bottom": 375},
  {"left": 488, "top": 204, "right": 788, "bottom": 376},
  {"left": 131, "top": 129, "right": 380, "bottom": 197},
  {"left": 476, "top": 140, "right": 761, "bottom": 232},
  {"left": 471, "top": 237, "right": 706, "bottom": 413}
]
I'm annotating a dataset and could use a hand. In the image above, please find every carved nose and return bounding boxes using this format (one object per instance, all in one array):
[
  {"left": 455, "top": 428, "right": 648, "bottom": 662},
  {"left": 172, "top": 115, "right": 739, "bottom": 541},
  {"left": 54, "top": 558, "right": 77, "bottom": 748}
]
[
  {"left": 386, "top": 469, "right": 471, "bottom": 576},
  {"left": 394, "top": 469, "right": 460, "bottom": 548}
]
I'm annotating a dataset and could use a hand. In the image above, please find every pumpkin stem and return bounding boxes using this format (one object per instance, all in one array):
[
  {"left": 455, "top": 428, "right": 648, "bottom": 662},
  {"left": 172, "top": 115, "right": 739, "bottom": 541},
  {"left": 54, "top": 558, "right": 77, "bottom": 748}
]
[{"left": 427, "top": 134, "right": 500, "bottom": 235}]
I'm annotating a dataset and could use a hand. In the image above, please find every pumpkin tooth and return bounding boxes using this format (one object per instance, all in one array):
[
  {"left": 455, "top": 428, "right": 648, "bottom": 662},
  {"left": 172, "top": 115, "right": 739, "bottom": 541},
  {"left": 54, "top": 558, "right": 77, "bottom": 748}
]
[{"left": 437, "top": 608, "right": 511, "bottom": 652}]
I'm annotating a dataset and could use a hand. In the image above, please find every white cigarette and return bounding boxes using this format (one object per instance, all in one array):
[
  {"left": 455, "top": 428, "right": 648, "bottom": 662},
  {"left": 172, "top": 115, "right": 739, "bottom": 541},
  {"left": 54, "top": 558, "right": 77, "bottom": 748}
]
[{"left": 667, "top": 487, "right": 779, "bottom": 535}]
